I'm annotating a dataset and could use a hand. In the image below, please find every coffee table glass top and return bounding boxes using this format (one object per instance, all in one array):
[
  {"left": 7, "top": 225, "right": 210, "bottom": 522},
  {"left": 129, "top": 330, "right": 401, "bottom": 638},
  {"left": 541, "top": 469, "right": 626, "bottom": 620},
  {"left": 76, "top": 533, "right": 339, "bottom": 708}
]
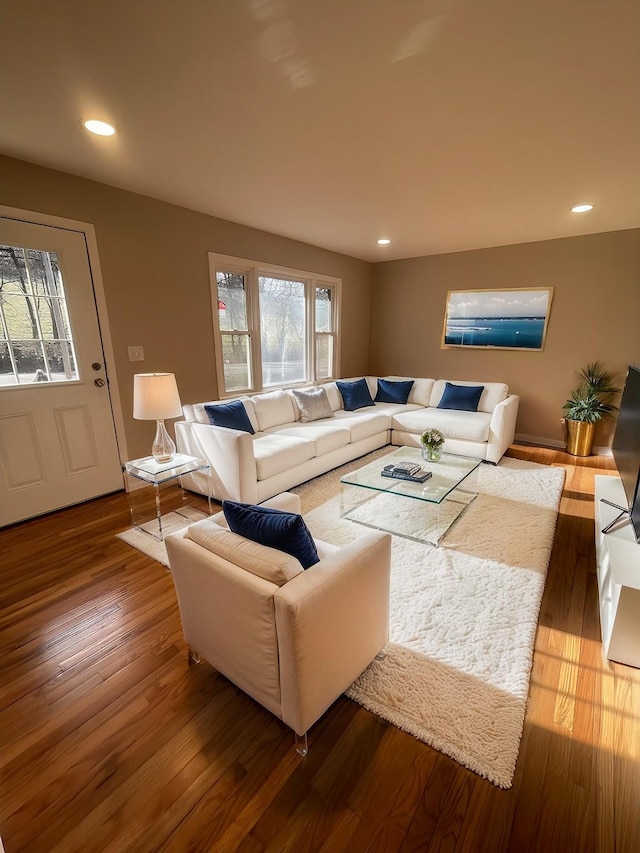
[{"left": 340, "top": 447, "right": 481, "bottom": 504}]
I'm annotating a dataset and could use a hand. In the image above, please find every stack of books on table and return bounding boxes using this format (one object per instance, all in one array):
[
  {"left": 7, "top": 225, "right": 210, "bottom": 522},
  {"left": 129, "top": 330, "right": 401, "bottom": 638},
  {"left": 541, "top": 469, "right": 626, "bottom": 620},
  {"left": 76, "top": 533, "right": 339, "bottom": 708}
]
[{"left": 381, "top": 462, "right": 432, "bottom": 483}]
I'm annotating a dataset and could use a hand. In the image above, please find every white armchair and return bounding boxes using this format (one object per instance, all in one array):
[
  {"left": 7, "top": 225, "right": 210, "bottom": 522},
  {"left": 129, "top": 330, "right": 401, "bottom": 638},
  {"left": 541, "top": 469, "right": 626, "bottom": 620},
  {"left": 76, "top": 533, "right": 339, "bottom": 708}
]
[{"left": 165, "top": 492, "right": 391, "bottom": 753}]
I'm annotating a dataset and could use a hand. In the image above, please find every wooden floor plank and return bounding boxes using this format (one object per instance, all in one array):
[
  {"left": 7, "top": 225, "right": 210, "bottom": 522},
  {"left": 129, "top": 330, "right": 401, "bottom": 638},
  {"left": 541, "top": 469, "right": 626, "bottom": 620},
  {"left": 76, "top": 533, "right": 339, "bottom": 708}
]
[{"left": 0, "top": 446, "right": 637, "bottom": 852}]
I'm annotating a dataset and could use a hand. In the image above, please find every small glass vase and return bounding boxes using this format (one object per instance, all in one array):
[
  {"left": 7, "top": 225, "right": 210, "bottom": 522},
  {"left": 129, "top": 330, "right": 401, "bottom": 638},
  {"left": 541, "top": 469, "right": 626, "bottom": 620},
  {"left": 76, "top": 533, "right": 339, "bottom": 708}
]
[{"left": 422, "top": 445, "right": 442, "bottom": 462}]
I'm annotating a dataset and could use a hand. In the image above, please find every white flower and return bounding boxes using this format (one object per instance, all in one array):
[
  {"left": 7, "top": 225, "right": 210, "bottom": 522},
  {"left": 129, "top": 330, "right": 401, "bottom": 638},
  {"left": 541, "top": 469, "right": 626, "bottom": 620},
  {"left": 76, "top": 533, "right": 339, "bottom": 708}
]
[{"left": 420, "top": 428, "right": 444, "bottom": 448}]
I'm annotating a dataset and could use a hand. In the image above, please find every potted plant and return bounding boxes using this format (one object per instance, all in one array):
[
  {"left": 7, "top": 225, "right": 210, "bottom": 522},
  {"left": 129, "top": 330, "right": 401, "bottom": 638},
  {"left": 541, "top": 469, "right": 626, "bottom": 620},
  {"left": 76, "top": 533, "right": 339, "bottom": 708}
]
[
  {"left": 421, "top": 428, "right": 445, "bottom": 461},
  {"left": 563, "top": 362, "right": 620, "bottom": 456}
]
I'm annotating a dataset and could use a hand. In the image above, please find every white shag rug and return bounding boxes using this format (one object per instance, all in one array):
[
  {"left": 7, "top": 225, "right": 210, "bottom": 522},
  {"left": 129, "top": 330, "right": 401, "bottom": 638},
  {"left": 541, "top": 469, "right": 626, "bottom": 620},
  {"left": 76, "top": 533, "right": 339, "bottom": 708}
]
[
  {"left": 116, "top": 450, "right": 565, "bottom": 788},
  {"left": 294, "top": 454, "right": 565, "bottom": 788}
]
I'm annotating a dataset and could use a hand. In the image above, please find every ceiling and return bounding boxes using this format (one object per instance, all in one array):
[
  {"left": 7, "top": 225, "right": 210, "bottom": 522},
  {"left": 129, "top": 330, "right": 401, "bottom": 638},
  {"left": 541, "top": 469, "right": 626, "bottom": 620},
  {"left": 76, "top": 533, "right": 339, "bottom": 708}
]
[{"left": 1, "top": 0, "right": 639, "bottom": 262}]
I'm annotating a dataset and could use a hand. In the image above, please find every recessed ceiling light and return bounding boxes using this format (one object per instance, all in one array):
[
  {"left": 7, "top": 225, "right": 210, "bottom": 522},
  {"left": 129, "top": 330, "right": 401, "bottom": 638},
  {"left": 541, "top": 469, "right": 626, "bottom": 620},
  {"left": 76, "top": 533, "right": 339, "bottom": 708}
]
[
  {"left": 83, "top": 119, "right": 116, "bottom": 137},
  {"left": 377, "top": 238, "right": 391, "bottom": 245},
  {"left": 571, "top": 203, "right": 594, "bottom": 213}
]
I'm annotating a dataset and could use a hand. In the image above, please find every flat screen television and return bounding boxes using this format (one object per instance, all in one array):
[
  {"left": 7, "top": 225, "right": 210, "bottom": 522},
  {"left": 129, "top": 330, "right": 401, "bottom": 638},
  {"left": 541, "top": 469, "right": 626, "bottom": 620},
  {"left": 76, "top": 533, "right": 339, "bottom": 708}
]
[{"left": 609, "top": 365, "right": 640, "bottom": 541}]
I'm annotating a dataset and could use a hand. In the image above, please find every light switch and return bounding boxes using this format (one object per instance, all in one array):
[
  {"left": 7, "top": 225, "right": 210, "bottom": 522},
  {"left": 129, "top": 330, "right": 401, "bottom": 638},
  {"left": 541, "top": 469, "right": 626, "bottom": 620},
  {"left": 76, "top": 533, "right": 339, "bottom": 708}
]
[{"left": 128, "top": 346, "right": 145, "bottom": 362}]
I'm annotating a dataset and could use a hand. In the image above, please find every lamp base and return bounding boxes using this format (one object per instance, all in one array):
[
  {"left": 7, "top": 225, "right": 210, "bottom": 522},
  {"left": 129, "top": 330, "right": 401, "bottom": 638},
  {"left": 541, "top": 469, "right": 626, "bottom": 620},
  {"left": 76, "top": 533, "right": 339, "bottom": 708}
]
[{"left": 152, "top": 419, "right": 176, "bottom": 463}]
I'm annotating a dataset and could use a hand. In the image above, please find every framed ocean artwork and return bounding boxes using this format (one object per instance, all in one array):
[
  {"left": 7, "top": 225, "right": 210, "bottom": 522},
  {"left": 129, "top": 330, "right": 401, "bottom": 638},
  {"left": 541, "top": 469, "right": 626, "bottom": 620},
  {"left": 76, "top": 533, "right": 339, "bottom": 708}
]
[{"left": 441, "top": 287, "right": 554, "bottom": 351}]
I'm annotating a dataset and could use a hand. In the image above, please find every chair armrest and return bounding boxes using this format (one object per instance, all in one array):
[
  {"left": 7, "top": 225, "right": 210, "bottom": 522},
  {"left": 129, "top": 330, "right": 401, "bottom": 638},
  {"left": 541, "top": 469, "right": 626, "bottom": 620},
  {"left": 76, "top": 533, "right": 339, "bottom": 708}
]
[
  {"left": 176, "top": 420, "right": 259, "bottom": 503},
  {"left": 165, "top": 530, "right": 284, "bottom": 719},
  {"left": 274, "top": 530, "right": 391, "bottom": 735},
  {"left": 486, "top": 394, "right": 519, "bottom": 463}
]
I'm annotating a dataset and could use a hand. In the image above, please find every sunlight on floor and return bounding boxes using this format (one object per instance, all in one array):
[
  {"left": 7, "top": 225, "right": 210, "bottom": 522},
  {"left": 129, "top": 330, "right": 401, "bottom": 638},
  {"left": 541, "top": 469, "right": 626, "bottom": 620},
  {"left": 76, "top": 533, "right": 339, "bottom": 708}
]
[{"left": 528, "top": 630, "right": 640, "bottom": 760}]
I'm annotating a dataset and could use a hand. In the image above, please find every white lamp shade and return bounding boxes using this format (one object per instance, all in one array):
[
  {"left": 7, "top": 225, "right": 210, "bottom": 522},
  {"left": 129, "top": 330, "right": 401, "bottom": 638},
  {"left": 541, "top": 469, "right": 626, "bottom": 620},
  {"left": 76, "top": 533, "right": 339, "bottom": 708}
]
[{"left": 133, "top": 373, "right": 183, "bottom": 420}]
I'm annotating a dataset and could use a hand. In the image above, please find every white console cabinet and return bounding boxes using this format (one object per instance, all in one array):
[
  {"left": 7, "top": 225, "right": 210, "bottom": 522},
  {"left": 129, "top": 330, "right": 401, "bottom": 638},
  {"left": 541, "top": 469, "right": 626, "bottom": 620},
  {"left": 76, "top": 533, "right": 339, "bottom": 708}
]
[{"left": 594, "top": 475, "right": 640, "bottom": 668}]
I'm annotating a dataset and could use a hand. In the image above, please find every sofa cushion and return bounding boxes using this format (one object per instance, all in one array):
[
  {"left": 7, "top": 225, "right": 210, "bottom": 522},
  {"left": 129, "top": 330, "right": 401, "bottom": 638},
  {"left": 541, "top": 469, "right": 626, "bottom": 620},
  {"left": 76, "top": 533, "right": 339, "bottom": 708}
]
[
  {"left": 437, "top": 382, "right": 484, "bottom": 412},
  {"left": 336, "top": 378, "right": 376, "bottom": 411},
  {"left": 223, "top": 501, "right": 320, "bottom": 569},
  {"left": 430, "top": 380, "right": 508, "bottom": 414},
  {"left": 291, "top": 387, "right": 334, "bottom": 422},
  {"left": 252, "top": 433, "right": 315, "bottom": 480},
  {"left": 204, "top": 400, "right": 255, "bottom": 433},
  {"left": 373, "top": 402, "right": 423, "bottom": 421},
  {"left": 266, "top": 422, "right": 351, "bottom": 455},
  {"left": 316, "top": 381, "right": 343, "bottom": 412},
  {"left": 187, "top": 518, "right": 304, "bottom": 585},
  {"left": 392, "top": 408, "right": 492, "bottom": 442},
  {"left": 251, "top": 389, "right": 297, "bottom": 431},
  {"left": 333, "top": 409, "right": 390, "bottom": 442},
  {"left": 374, "top": 378, "right": 414, "bottom": 404}
]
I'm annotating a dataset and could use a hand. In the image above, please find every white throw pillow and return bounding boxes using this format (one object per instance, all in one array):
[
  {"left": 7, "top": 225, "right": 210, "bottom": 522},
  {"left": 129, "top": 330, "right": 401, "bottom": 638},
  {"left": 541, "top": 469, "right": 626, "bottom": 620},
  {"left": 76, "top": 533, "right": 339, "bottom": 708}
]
[{"left": 250, "top": 389, "right": 297, "bottom": 431}]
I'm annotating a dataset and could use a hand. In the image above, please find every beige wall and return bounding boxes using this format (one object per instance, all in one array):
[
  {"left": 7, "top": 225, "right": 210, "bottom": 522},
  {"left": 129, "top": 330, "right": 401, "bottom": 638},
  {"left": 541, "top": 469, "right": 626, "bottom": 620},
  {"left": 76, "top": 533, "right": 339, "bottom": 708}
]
[
  {"left": 3, "top": 153, "right": 638, "bottom": 457},
  {"left": 370, "top": 230, "right": 640, "bottom": 448},
  {"left": 0, "top": 155, "right": 373, "bottom": 458}
]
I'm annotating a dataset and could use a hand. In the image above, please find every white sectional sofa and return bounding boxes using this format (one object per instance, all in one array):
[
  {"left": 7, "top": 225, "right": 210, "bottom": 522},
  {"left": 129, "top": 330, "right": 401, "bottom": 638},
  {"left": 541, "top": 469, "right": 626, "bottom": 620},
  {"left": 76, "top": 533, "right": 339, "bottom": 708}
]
[{"left": 176, "top": 376, "right": 519, "bottom": 504}]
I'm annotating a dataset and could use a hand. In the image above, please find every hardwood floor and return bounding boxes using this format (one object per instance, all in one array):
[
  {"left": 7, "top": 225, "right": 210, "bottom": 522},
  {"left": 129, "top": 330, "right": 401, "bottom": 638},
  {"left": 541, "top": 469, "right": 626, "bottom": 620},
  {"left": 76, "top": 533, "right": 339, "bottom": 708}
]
[{"left": 1, "top": 446, "right": 638, "bottom": 852}]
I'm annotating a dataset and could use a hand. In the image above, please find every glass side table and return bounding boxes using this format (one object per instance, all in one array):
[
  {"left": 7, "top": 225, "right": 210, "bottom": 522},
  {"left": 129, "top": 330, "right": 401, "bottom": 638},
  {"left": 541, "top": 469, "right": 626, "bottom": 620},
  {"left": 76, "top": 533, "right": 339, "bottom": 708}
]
[{"left": 123, "top": 453, "right": 212, "bottom": 541}]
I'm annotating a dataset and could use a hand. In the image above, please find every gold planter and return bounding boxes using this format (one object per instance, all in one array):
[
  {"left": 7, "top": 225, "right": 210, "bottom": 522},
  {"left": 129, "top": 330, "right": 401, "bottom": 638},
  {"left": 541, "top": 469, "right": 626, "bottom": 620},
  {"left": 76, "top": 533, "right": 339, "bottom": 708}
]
[{"left": 565, "top": 419, "right": 595, "bottom": 457}]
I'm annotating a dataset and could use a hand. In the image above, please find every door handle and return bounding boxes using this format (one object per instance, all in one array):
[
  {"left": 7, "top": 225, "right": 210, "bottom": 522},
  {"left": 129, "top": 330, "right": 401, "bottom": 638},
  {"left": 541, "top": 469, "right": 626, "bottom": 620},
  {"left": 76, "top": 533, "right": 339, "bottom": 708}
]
[{"left": 94, "top": 378, "right": 105, "bottom": 387}]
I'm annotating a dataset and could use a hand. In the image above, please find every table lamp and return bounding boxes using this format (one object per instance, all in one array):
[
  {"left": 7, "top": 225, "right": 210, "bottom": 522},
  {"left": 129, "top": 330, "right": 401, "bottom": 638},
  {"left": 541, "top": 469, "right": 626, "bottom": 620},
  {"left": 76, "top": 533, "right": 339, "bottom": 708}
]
[{"left": 133, "top": 372, "right": 183, "bottom": 463}]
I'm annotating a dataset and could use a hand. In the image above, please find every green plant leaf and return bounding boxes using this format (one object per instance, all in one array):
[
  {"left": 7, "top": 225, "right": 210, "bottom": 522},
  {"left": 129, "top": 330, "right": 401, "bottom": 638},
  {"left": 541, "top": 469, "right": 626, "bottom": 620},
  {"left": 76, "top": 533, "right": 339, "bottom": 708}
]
[{"left": 563, "top": 363, "right": 620, "bottom": 422}]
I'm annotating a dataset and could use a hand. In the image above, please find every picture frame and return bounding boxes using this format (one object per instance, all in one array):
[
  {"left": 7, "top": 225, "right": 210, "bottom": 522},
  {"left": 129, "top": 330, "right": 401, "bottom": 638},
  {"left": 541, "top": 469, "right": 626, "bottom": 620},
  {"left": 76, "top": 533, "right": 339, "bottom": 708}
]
[{"left": 441, "top": 287, "right": 554, "bottom": 351}]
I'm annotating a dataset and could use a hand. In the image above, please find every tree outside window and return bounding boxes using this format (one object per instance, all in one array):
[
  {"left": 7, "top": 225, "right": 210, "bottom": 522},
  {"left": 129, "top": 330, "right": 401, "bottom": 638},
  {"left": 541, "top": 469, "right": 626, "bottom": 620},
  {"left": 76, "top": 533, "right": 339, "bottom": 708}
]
[
  {"left": 0, "top": 245, "right": 77, "bottom": 385},
  {"left": 211, "top": 254, "right": 340, "bottom": 395}
]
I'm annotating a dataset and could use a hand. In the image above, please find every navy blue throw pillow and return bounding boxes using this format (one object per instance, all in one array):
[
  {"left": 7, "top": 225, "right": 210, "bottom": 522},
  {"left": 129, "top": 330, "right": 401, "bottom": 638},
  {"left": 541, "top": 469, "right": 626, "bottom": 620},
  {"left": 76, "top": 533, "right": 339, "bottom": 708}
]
[
  {"left": 336, "top": 378, "right": 375, "bottom": 411},
  {"left": 437, "top": 382, "right": 484, "bottom": 412},
  {"left": 374, "top": 378, "right": 414, "bottom": 404},
  {"left": 204, "top": 400, "right": 255, "bottom": 434},
  {"left": 222, "top": 501, "right": 320, "bottom": 569}
]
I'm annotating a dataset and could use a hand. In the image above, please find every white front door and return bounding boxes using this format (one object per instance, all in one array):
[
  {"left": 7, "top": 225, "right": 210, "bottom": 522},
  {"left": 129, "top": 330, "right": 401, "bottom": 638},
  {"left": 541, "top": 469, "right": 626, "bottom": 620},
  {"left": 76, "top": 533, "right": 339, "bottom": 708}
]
[{"left": 0, "top": 217, "right": 123, "bottom": 526}]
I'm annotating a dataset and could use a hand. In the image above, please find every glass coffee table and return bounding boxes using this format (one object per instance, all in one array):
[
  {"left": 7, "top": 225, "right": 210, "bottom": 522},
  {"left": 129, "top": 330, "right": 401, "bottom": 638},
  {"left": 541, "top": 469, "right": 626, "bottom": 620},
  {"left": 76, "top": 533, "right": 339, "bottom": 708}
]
[{"left": 340, "top": 448, "right": 482, "bottom": 546}]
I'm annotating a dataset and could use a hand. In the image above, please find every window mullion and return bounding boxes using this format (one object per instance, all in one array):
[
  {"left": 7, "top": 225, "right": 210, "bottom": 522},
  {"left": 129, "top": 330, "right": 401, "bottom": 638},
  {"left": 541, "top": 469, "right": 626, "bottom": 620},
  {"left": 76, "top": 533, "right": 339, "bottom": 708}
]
[
  {"left": 248, "top": 267, "right": 263, "bottom": 392},
  {"left": 21, "top": 248, "right": 50, "bottom": 382},
  {"left": 332, "top": 283, "right": 341, "bottom": 380},
  {"left": 308, "top": 277, "right": 316, "bottom": 383},
  {"left": 210, "top": 263, "right": 227, "bottom": 395}
]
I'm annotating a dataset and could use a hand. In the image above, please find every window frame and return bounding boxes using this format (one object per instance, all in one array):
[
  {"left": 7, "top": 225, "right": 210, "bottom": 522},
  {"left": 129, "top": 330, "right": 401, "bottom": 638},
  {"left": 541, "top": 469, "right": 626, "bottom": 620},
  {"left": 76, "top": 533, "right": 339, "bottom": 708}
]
[{"left": 209, "top": 252, "right": 341, "bottom": 397}]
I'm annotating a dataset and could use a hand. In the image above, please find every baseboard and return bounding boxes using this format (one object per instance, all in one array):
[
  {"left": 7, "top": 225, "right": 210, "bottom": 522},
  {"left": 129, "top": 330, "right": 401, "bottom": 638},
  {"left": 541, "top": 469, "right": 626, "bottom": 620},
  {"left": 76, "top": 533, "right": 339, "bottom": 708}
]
[
  {"left": 514, "top": 433, "right": 613, "bottom": 457},
  {"left": 515, "top": 433, "right": 564, "bottom": 449}
]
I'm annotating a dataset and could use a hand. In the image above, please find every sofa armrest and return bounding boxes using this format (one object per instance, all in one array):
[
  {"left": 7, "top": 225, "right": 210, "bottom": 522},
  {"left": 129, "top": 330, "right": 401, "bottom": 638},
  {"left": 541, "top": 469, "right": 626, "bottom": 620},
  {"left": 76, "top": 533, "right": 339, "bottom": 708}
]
[
  {"left": 486, "top": 394, "right": 519, "bottom": 463},
  {"left": 176, "top": 420, "right": 259, "bottom": 503},
  {"left": 274, "top": 530, "right": 391, "bottom": 735},
  {"left": 259, "top": 492, "right": 302, "bottom": 514},
  {"left": 210, "top": 492, "right": 302, "bottom": 527}
]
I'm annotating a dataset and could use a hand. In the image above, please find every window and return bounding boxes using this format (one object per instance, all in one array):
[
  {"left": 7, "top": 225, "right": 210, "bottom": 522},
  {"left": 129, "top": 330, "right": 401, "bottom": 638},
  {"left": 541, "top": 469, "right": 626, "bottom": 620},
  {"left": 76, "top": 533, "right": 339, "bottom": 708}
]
[
  {"left": 210, "top": 253, "right": 340, "bottom": 396},
  {"left": 315, "top": 287, "right": 334, "bottom": 381},
  {"left": 215, "top": 271, "right": 252, "bottom": 393},
  {"left": 0, "top": 244, "right": 78, "bottom": 385}
]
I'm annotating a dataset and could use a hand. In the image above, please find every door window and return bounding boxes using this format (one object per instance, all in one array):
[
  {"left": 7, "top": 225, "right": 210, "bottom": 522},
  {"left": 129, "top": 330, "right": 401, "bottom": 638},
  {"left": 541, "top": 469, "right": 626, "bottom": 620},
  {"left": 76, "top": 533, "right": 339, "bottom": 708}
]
[{"left": 0, "top": 244, "right": 78, "bottom": 385}]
